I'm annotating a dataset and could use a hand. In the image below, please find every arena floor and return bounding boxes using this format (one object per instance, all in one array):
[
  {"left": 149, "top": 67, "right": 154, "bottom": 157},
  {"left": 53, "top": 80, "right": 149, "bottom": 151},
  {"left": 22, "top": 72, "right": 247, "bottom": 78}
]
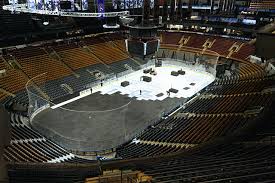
[
  {"left": 32, "top": 63, "right": 215, "bottom": 152},
  {"left": 95, "top": 65, "right": 215, "bottom": 100}
]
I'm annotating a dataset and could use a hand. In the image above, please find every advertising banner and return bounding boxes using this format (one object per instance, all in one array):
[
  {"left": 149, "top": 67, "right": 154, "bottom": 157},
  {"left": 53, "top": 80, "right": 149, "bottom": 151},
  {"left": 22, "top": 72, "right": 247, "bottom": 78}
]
[{"left": 98, "top": 0, "right": 105, "bottom": 15}]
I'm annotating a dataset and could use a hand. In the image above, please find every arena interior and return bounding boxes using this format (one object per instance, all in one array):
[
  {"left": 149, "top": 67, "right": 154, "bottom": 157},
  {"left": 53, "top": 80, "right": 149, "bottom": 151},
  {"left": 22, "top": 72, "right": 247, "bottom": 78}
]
[{"left": 0, "top": 0, "right": 275, "bottom": 182}]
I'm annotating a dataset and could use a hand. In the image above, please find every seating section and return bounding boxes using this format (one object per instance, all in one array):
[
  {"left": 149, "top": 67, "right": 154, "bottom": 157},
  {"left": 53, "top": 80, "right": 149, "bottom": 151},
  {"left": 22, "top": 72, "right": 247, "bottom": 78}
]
[
  {"left": 17, "top": 54, "right": 73, "bottom": 81},
  {"left": 139, "top": 144, "right": 275, "bottom": 182},
  {"left": 0, "top": 70, "right": 29, "bottom": 92},
  {"left": 8, "top": 164, "right": 100, "bottom": 183},
  {"left": 4, "top": 140, "right": 70, "bottom": 163},
  {"left": 160, "top": 32, "right": 265, "bottom": 81},
  {"left": 109, "top": 59, "right": 140, "bottom": 73},
  {"left": 49, "top": 43, "right": 79, "bottom": 52},
  {"left": 13, "top": 47, "right": 46, "bottom": 59},
  {"left": 0, "top": 56, "right": 7, "bottom": 70},
  {"left": 0, "top": 57, "right": 29, "bottom": 102},
  {"left": 181, "top": 93, "right": 272, "bottom": 114},
  {"left": 106, "top": 33, "right": 126, "bottom": 41},
  {"left": 117, "top": 106, "right": 263, "bottom": 160},
  {"left": 232, "top": 43, "right": 255, "bottom": 60},
  {"left": 113, "top": 40, "right": 127, "bottom": 51},
  {"left": 161, "top": 32, "right": 183, "bottom": 45},
  {"left": 0, "top": 33, "right": 130, "bottom": 104},
  {"left": 0, "top": 92, "right": 7, "bottom": 102},
  {"left": 116, "top": 115, "right": 251, "bottom": 159},
  {"left": 3, "top": 113, "right": 73, "bottom": 163},
  {"left": 184, "top": 34, "right": 209, "bottom": 49},
  {"left": 236, "top": 62, "right": 265, "bottom": 80},
  {"left": 210, "top": 37, "right": 238, "bottom": 56},
  {"left": 116, "top": 142, "right": 184, "bottom": 159},
  {"left": 83, "top": 36, "right": 104, "bottom": 45},
  {"left": 88, "top": 42, "right": 129, "bottom": 64},
  {"left": 64, "top": 156, "right": 96, "bottom": 163},
  {"left": 138, "top": 116, "right": 250, "bottom": 144},
  {"left": 206, "top": 78, "right": 274, "bottom": 95},
  {"left": 160, "top": 32, "right": 254, "bottom": 60},
  {"left": 5, "top": 113, "right": 103, "bottom": 164},
  {"left": 57, "top": 47, "right": 101, "bottom": 70},
  {"left": 11, "top": 125, "right": 43, "bottom": 141},
  {"left": 117, "top": 76, "right": 274, "bottom": 159}
]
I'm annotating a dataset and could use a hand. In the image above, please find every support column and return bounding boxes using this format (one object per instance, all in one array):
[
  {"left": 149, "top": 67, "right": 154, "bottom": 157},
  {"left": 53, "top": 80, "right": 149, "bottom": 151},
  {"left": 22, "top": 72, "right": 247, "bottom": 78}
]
[
  {"left": 222, "top": 0, "right": 225, "bottom": 11},
  {"left": 225, "top": 0, "right": 229, "bottom": 12},
  {"left": 210, "top": 0, "right": 213, "bottom": 14},
  {"left": 153, "top": 0, "right": 159, "bottom": 19},
  {"left": 231, "top": 0, "right": 236, "bottom": 13},
  {"left": 143, "top": 0, "right": 150, "bottom": 23},
  {"left": 178, "top": 0, "right": 183, "bottom": 21},
  {"left": 170, "top": 0, "right": 176, "bottom": 21},
  {"left": 219, "top": 0, "right": 223, "bottom": 11},
  {"left": 163, "top": 0, "right": 168, "bottom": 22},
  {"left": 116, "top": 0, "right": 120, "bottom": 10},
  {"left": 188, "top": 0, "right": 193, "bottom": 17},
  {"left": 217, "top": 0, "right": 221, "bottom": 11}
]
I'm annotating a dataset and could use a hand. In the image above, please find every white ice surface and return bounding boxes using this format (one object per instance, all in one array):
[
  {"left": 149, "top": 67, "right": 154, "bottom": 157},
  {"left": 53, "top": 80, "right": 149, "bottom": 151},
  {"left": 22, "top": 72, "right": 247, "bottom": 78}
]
[{"left": 94, "top": 65, "right": 215, "bottom": 101}]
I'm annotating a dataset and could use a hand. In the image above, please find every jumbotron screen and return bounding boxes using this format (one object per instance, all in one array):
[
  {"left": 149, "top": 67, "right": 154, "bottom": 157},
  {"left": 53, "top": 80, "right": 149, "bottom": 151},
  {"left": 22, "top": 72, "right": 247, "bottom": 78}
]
[
  {"left": 126, "top": 39, "right": 160, "bottom": 57},
  {"left": 127, "top": 40, "right": 145, "bottom": 56},
  {"left": 146, "top": 40, "right": 160, "bottom": 56}
]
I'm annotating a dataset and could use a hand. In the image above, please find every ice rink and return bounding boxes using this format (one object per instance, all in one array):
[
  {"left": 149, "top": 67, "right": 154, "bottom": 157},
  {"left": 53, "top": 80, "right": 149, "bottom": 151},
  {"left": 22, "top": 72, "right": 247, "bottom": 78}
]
[{"left": 93, "top": 65, "right": 215, "bottom": 101}]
